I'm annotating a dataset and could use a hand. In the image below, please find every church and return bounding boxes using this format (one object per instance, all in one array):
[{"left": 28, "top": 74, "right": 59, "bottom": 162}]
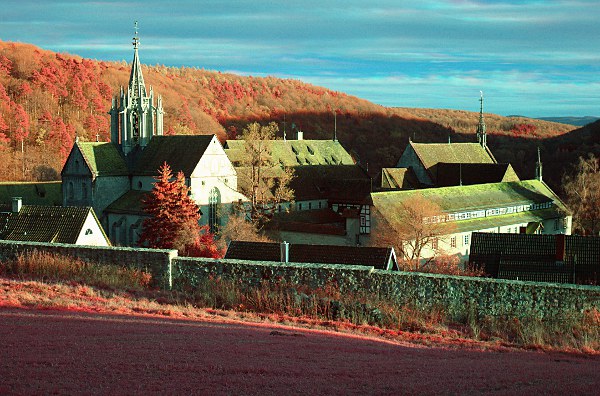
[{"left": 61, "top": 27, "right": 246, "bottom": 246}]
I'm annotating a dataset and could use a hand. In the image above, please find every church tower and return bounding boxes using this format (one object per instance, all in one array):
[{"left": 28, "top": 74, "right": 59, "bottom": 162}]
[
  {"left": 110, "top": 22, "right": 164, "bottom": 156},
  {"left": 476, "top": 91, "right": 487, "bottom": 148}
]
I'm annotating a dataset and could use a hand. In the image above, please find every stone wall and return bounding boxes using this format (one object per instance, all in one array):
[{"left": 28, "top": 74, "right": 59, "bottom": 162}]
[
  {"left": 1, "top": 240, "right": 599, "bottom": 319},
  {"left": 172, "top": 257, "right": 600, "bottom": 319},
  {"left": 0, "top": 240, "right": 176, "bottom": 288}
]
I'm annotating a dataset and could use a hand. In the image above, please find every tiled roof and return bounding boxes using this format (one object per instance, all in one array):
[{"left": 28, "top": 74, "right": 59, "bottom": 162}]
[
  {"left": 224, "top": 241, "right": 397, "bottom": 270},
  {"left": 381, "top": 168, "right": 419, "bottom": 189},
  {"left": 291, "top": 165, "right": 371, "bottom": 203},
  {"left": 469, "top": 233, "right": 600, "bottom": 284},
  {"left": 267, "top": 209, "right": 347, "bottom": 236},
  {"left": 371, "top": 180, "right": 569, "bottom": 234},
  {"left": 133, "top": 135, "right": 214, "bottom": 175},
  {"left": 224, "top": 139, "right": 355, "bottom": 167},
  {"left": 0, "top": 181, "right": 62, "bottom": 206},
  {"left": 77, "top": 142, "right": 129, "bottom": 176},
  {"left": 104, "top": 190, "right": 150, "bottom": 215},
  {"left": 435, "top": 163, "right": 520, "bottom": 187},
  {"left": 0, "top": 205, "right": 104, "bottom": 244}
]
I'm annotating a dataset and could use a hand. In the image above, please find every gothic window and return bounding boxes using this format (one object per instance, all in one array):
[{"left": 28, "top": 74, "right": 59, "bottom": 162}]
[
  {"left": 132, "top": 112, "right": 140, "bottom": 143},
  {"left": 82, "top": 183, "right": 87, "bottom": 200},
  {"left": 208, "top": 187, "right": 221, "bottom": 233},
  {"left": 67, "top": 182, "right": 74, "bottom": 200}
]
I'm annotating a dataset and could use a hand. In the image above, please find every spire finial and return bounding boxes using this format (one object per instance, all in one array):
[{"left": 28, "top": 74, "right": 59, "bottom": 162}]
[
  {"left": 133, "top": 21, "right": 139, "bottom": 49},
  {"left": 476, "top": 90, "right": 487, "bottom": 148}
]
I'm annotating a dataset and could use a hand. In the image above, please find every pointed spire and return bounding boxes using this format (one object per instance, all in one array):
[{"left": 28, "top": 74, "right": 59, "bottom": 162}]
[
  {"left": 476, "top": 91, "right": 487, "bottom": 148},
  {"left": 536, "top": 147, "right": 543, "bottom": 181},
  {"left": 129, "top": 20, "right": 147, "bottom": 102}
]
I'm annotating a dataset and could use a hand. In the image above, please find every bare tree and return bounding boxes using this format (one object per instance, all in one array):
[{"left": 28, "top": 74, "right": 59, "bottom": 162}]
[
  {"left": 237, "top": 122, "right": 294, "bottom": 222},
  {"left": 562, "top": 154, "right": 600, "bottom": 235},
  {"left": 370, "top": 194, "right": 453, "bottom": 270}
]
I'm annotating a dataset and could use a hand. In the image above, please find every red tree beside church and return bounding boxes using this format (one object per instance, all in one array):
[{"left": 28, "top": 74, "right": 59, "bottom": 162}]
[{"left": 139, "top": 162, "right": 222, "bottom": 258}]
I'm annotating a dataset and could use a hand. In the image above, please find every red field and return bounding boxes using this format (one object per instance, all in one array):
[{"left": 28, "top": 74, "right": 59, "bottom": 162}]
[{"left": 1, "top": 307, "right": 599, "bottom": 395}]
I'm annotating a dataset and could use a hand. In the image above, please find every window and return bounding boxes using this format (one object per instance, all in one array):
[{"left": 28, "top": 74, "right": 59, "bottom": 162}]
[
  {"left": 298, "top": 203, "right": 303, "bottom": 210},
  {"left": 450, "top": 237, "right": 456, "bottom": 248},
  {"left": 82, "top": 183, "right": 87, "bottom": 200},
  {"left": 85, "top": 229, "right": 93, "bottom": 235},
  {"left": 463, "top": 234, "right": 470, "bottom": 246},
  {"left": 554, "top": 219, "right": 560, "bottom": 231},
  {"left": 137, "top": 181, "right": 143, "bottom": 189},
  {"left": 208, "top": 187, "right": 221, "bottom": 233},
  {"left": 318, "top": 201, "right": 322, "bottom": 209},
  {"left": 67, "top": 182, "right": 74, "bottom": 200},
  {"left": 308, "top": 202, "right": 312, "bottom": 210},
  {"left": 431, "top": 238, "right": 438, "bottom": 250}
]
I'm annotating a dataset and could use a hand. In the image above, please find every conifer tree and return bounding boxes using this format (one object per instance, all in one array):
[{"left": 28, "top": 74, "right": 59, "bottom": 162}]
[{"left": 139, "top": 162, "right": 222, "bottom": 257}]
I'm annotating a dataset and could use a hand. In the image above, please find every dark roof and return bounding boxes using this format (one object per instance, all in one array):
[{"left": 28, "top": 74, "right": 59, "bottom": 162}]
[
  {"left": 104, "top": 190, "right": 150, "bottom": 215},
  {"left": 435, "top": 163, "right": 520, "bottom": 187},
  {"left": 469, "top": 233, "right": 600, "bottom": 284},
  {"left": 381, "top": 168, "right": 419, "bottom": 190},
  {"left": 0, "top": 205, "right": 106, "bottom": 244},
  {"left": 76, "top": 142, "right": 129, "bottom": 177},
  {"left": 267, "top": 208, "right": 347, "bottom": 236},
  {"left": 0, "top": 181, "right": 62, "bottom": 206},
  {"left": 291, "top": 165, "right": 371, "bottom": 204},
  {"left": 224, "top": 241, "right": 396, "bottom": 270},
  {"left": 133, "top": 135, "right": 214, "bottom": 175}
]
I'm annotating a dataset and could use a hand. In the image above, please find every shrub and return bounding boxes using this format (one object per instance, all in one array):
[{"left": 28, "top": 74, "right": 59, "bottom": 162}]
[{"left": 0, "top": 250, "right": 151, "bottom": 290}]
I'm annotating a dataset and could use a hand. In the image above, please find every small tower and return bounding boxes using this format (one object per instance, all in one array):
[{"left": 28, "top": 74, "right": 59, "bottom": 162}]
[
  {"left": 535, "top": 147, "right": 543, "bottom": 181},
  {"left": 109, "top": 21, "right": 164, "bottom": 156},
  {"left": 476, "top": 91, "right": 487, "bottom": 148}
]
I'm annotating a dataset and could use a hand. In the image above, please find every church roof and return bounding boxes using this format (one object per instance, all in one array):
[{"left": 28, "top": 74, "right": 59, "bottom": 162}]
[
  {"left": 435, "top": 163, "right": 520, "bottom": 187},
  {"left": 381, "top": 167, "right": 420, "bottom": 189},
  {"left": 409, "top": 142, "right": 496, "bottom": 184},
  {"left": 371, "top": 180, "right": 569, "bottom": 233},
  {"left": 104, "top": 190, "right": 149, "bottom": 215},
  {"left": 0, "top": 181, "right": 62, "bottom": 206},
  {"left": 224, "top": 241, "right": 397, "bottom": 270},
  {"left": 133, "top": 135, "right": 214, "bottom": 176},
  {"left": 224, "top": 139, "right": 355, "bottom": 167},
  {"left": 0, "top": 205, "right": 106, "bottom": 244},
  {"left": 291, "top": 165, "right": 371, "bottom": 204},
  {"left": 77, "top": 142, "right": 129, "bottom": 177}
]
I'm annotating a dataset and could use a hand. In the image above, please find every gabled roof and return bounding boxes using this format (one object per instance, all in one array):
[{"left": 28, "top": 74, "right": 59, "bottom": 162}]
[
  {"left": 469, "top": 233, "right": 600, "bottom": 284},
  {"left": 410, "top": 142, "right": 496, "bottom": 168},
  {"left": 76, "top": 142, "right": 129, "bottom": 177},
  {"left": 371, "top": 180, "right": 569, "bottom": 233},
  {"left": 224, "top": 241, "right": 397, "bottom": 270},
  {"left": 267, "top": 208, "right": 347, "bottom": 236},
  {"left": 133, "top": 135, "right": 215, "bottom": 176},
  {"left": 381, "top": 168, "right": 419, "bottom": 190},
  {"left": 104, "top": 190, "right": 150, "bottom": 215},
  {"left": 291, "top": 165, "right": 371, "bottom": 204},
  {"left": 0, "top": 181, "right": 62, "bottom": 206},
  {"left": 0, "top": 205, "right": 107, "bottom": 244},
  {"left": 224, "top": 139, "right": 355, "bottom": 167},
  {"left": 435, "top": 163, "right": 520, "bottom": 187}
]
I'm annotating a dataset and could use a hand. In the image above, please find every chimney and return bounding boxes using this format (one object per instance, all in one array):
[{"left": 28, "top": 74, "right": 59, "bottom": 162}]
[
  {"left": 280, "top": 241, "right": 290, "bottom": 263},
  {"left": 11, "top": 197, "right": 22, "bottom": 213},
  {"left": 555, "top": 233, "right": 566, "bottom": 262},
  {"left": 296, "top": 130, "right": 303, "bottom": 140}
]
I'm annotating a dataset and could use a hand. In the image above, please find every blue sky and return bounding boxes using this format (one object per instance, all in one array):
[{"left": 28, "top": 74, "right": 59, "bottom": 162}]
[{"left": 1, "top": 0, "right": 599, "bottom": 117}]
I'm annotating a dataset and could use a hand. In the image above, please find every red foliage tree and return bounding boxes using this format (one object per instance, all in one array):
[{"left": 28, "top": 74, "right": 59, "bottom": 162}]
[{"left": 139, "top": 162, "right": 221, "bottom": 257}]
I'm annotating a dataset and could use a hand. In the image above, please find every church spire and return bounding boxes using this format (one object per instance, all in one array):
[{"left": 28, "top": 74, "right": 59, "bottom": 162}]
[
  {"left": 476, "top": 91, "right": 487, "bottom": 148},
  {"left": 129, "top": 21, "right": 146, "bottom": 101},
  {"left": 535, "top": 147, "right": 543, "bottom": 181}
]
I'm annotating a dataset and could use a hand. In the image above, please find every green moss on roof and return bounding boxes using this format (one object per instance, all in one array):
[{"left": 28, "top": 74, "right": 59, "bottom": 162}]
[
  {"left": 105, "top": 190, "right": 149, "bottom": 215},
  {"left": 381, "top": 168, "right": 419, "bottom": 189},
  {"left": 0, "top": 181, "right": 62, "bottom": 206},
  {"left": 411, "top": 142, "right": 495, "bottom": 170},
  {"left": 372, "top": 180, "right": 569, "bottom": 215},
  {"left": 78, "top": 142, "right": 129, "bottom": 176},
  {"left": 225, "top": 139, "right": 354, "bottom": 167}
]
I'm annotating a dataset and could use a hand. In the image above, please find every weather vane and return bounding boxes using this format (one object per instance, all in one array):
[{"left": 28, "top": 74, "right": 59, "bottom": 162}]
[{"left": 133, "top": 21, "right": 139, "bottom": 48}]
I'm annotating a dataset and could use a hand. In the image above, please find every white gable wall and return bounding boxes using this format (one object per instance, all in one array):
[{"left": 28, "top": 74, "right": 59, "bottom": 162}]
[{"left": 75, "top": 211, "right": 111, "bottom": 246}]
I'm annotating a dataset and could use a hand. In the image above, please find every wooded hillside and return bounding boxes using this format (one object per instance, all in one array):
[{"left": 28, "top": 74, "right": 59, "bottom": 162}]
[{"left": 0, "top": 40, "right": 577, "bottom": 186}]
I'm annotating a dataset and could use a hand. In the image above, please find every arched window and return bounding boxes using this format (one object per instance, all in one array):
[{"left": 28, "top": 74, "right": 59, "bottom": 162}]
[
  {"left": 208, "top": 187, "right": 221, "bottom": 233},
  {"left": 67, "top": 182, "right": 74, "bottom": 200},
  {"left": 82, "top": 183, "right": 87, "bottom": 200}
]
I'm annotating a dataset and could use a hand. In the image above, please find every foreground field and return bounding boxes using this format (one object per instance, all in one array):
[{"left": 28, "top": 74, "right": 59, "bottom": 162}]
[{"left": 1, "top": 307, "right": 599, "bottom": 395}]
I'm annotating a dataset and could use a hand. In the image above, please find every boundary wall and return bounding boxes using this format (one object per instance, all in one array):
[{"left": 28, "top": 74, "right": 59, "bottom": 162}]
[{"left": 1, "top": 241, "right": 599, "bottom": 319}]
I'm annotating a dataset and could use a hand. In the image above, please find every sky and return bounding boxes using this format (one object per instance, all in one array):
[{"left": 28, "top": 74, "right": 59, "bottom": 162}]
[{"left": 0, "top": 0, "right": 599, "bottom": 117}]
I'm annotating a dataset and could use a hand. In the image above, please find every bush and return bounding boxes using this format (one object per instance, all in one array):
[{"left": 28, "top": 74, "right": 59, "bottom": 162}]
[{"left": 0, "top": 250, "right": 151, "bottom": 290}]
